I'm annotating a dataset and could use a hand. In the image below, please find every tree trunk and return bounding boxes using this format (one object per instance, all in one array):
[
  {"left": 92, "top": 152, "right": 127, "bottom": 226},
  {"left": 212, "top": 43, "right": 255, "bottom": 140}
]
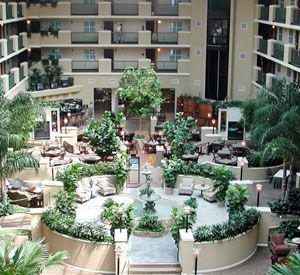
[
  {"left": 281, "top": 159, "right": 287, "bottom": 202},
  {"left": 284, "top": 162, "right": 293, "bottom": 203}
]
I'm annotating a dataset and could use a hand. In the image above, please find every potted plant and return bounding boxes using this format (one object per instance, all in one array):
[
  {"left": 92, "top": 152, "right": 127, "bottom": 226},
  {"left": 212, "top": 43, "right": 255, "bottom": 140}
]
[
  {"left": 225, "top": 184, "right": 248, "bottom": 218},
  {"left": 162, "top": 158, "right": 181, "bottom": 195},
  {"left": 114, "top": 152, "right": 130, "bottom": 194},
  {"left": 212, "top": 166, "right": 236, "bottom": 207}
]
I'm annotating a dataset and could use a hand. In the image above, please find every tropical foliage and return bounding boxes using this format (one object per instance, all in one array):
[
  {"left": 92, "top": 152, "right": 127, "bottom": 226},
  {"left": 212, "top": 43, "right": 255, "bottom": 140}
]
[
  {"left": 275, "top": 219, "right": 300, "bottom": 239},
  {"left": 114, "top": 152, "right": 130, "bottom": 190},
  {"left": 226, "top": 184, "right": 249, "bottom": 218},
  {"left": 268, "top": 251, "right": 300, "bottom": 275},
  {"left": 0, "top": 238, "right": 68, "bottom": 274},
  {"left": 135, "top": 214, "right": 165, "bottom": 233}
]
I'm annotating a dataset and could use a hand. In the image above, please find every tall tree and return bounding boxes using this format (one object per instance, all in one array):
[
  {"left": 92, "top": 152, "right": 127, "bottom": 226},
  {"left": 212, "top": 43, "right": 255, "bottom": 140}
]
[
  {"left": 0, "top": 85, "right": 41, "bottom": 203},
  {"left": 251, "top": 79, "right": 300, "bottom": 201},
  {"left": 116, "top": 67, "right": 163, "bottom": 132}
]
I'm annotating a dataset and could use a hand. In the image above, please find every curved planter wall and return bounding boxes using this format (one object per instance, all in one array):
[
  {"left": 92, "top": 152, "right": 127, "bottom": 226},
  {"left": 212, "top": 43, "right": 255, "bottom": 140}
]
[
  {"left": 195, "top": 225, "right": 259, "bottom": 273},
  {"left": 42, "top": 225, "right": 115, "bottom": 273}
]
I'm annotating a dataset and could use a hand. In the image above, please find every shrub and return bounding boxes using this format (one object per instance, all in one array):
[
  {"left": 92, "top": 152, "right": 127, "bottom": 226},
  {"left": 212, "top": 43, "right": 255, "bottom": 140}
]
[
  {"left": 53, "top": 190, "right": 77, "bottom": 218},
  {"left": 194, "top": 208, "right": 261, "bottom": 242},
  {"left": 213, "top": 166, "right": 236, "bottom": 202},
  {"left": 114, "top": 152, "right": 130, "bottom": 190},
  {"left": 275, "top": 220, "right": 300, "bottom": 239},
  {"left": 0, "top": 202, "right": 15, "bottom": 217},
  {"left": 135, "top": 214, "right": 164, "bottom": 232},
  {"left": 226, "top": 184, "right": 249, "bottom": 218},
  {"left": 161, "top": 158, "right": 181, "bottom": 189}
]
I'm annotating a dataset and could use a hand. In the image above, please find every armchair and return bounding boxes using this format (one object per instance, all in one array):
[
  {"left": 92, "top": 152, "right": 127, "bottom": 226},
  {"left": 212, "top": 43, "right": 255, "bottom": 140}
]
[
  {"left": 179, "top": 178, "right": 194, "bottom": 196},
  {"left": 269, "top": 234, "right": 291, "bottom": 256}
]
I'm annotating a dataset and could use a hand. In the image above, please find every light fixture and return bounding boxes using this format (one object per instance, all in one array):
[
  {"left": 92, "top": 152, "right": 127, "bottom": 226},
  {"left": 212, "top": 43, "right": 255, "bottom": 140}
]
[
  {"left": 193, "top": 248, "right": 201, "bottom": 275},
  {"left": 184, "top": 206, "right": 191, "bottom": 232},
  {"left": 28, "top": 48, "right": 31, "bottom": 52},
  {"left": 207, "top": 113, "right": 211, "bottom": 118},
  {"left": 26, "top": 20, "right": 31, "bottom": 25},
  {"left": 67, "top": 111, "right": 71, "bottom": 118},
  {"left": 240, "top": 159, "right": 245, "bottom": 181},
  {"left": 256, "top": 184, "right": 263, "bottom": 207},
  {"left": 272, "top": 25, "right": 275, "bottom": 29},
  {"left": 242, "top": 140, "right": 246, "bottom": 147},
  {"left": 158, "top": 20, "right": 162, "bottom": 24},
  {"left": 115, "top": 246, "right": 123, "bottom": 275},
  {"left": 157, "top": 48, "right": 161, "bottom": 52},
  {"left": 212, "top": 119, "right": 216, "bottom": 134}
]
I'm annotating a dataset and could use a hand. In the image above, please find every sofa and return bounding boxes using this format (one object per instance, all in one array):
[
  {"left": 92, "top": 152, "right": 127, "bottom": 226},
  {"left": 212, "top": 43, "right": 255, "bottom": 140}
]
[{"left": 179, "top": 178, "right": 194, "bottom": 196}]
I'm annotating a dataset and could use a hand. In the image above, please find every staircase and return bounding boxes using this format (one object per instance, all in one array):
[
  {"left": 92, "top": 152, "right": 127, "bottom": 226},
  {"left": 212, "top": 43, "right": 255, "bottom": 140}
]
[
  {"left": 128, "top": 263, "right": 181, "bottom": 274},
  {"left": 128, "top": 234, "right": 181, "bottom": 275}
]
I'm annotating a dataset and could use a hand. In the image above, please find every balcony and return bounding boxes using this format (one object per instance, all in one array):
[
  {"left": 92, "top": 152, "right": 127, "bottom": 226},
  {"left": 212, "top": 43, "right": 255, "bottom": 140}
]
[
  {"left": 260, "top": 6, "right": 269, "bottom": 20},
  {"left": 155, "top": 61, "right": 177, "bottom": 73},
  {"left": 293, "top": 9, "right": 300, "bottom": 26},
  {"left": 290, "top": 48, "right": 300, "bottom": 68},
  {"left": 112, "top": 61, "right": 138, "bottom": 72},
  {"left": 112, "top": 32, "right": 138, "bottom": 44},
  {"left": 153, "top": 4, "right": 179, "bottom": 16},
  {"left": 257, "top": 71, "right": 266, "bottom": 86},
  {"left": 19, "top": 66, "right": 25, "bottom": 81},
  {"left": 152, "top": 33, "right": 178, "bottom": 44},
  {"left": 273, "top": 42, "right": 284, "bottom": 61},
  {"left": 274, "top": 7, "right": 286, "bottom": 23},
  {"left": 71, "top": 32, "right": 98, "bottom": 44},
  {"left": 8, "top": 73, "right": 15, "bottom": 90},
  {"left": 207, "top": 36, "right": 228, "bottom": 47},
  {"left": 7, "top": 39, "right": 14, "bottom": 55},
  {"left": 71, "top": 4, "right": 98, "bottom": 15},
  {"left": 6, "top": 5, "right": 13, "bottom": 19},
  {"left": 72, "top": 61, "right": 99, "bottom": 72},
  {"left": 112, "top": 4, "right": 138, "bottom": 15},
  {"left": 259, "top": 39, "right": 268, "bottom": 54}
]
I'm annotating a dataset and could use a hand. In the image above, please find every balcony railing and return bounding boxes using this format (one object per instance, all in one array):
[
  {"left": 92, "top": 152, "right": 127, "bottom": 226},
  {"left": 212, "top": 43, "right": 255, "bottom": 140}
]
[
  {"left": 153, "top": 4, "right": 179, "bottom": 16},
  {"left": 273, "top": 42, "right": 284, "bottom": 61},
  {"left": 6, "top": 5, "right": 13, "bottom": 19},
  {"left": 112, "top": 32, "right": 138, "bottom": 44},
  {"left": 72, "top": 61, "right": 99, "bottom": 72},
  {"left": 293, "top": 9, "right": 300, "bottom": 26},
  {"left": 8, "top": 73, "right": 15, "bottom": 89},
  {"left": 17, "top": 4, "right": 23, "bottom": 17},
  {"left": 71, "top": 32, "right": 98, "bottom": 44},
  {"left": 155, "top": 61, "right": 177, "bottom": 72},
  {"left": 18, "top": 36, "right": 24, "bottom": 49},
  {"left": 207, "top": 35, "right": 228, "bottom": 46},
  {"left": 112, "top": 61, "right": 138, "bottom": 72},
  {"left": 19, "top": 66, "right": 25, "bottom": 81},
  {"left": 112, "top": 4, "right": 138, "bottom": 15},
  {"left": 152, "top": 33, "right": 178, "bottom": 44},
  {"left": 71, "top": 4, "right": 98, "bottom": 15},
  {"left": 260, "top": 7, "right": 269, "bottom": 21},
  {"left": 259, "top": 39, "right": 268, "bottom": 54},
  {"left": 274, "top": 7, "right": 286, "bottom": 23},
  {"left": 257, "top": 71, "right": 266, "bottom": 86},
  {"left": 7, "top": 39, "right": 14, "bottom": 54},
  {"left": 290, "top": 48, "right": 300, "bottom": 68}
]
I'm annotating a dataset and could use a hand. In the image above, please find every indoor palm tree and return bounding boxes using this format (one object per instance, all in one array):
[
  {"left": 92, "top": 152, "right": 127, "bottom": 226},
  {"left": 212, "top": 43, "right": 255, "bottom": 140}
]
[
  {"left": 0, "top": 238, "right": 68, "bottom": 274},
  {"left": 268, "top": 251, "right": 300, "bottom": 274},
  {"left": 250, "top": 79, "right": 300, "bottom": 201},
  {"left": 0, "top": 84, "right": 42, "bottom": 204}
]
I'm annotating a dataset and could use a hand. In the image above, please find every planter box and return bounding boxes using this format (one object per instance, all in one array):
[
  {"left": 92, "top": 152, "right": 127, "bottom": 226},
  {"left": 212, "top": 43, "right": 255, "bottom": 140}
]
[{"left": 165, "top": 187, "right": 174, "bottom": 195}]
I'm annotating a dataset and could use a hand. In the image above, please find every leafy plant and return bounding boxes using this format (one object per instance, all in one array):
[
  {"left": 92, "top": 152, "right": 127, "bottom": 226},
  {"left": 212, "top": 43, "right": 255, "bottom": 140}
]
[
  {"left": 0, "top": 201, "right": 15, "bottom": 217},
  {"left": 84, "top": 112, "right": 120, "bottom": 157},
  {"left": 268, "top": 251, "right": 300, "bottom": 275},
  {"left": 135, "top": 214, "right": 164, "bottom": 232},
  {"left": 212, "top": 166, "right": 236, "bottom": 202},
  {"left": 114, "top": 152, "right": 130, "bottom": 190},
  {"left": 135, "top": 134, "right": 145, "bottom": 139},
  {"left": 67, "top": 77, "right": 74, "bottom": 86},
  {"left": 161, "top": 158, "right": 181, "bottom": 189},
  {"left": 226, "top": 184, "right": 248, "bottom": 218},
  {"left": 0, "top": 238, "right": 68, "bottom": 274},
  {"left": 164, "top": 112, "right": 197, "bottom": 158},
  {"left": 275, "top": 220, "right": 300, "bottom": 239},
  {"left": 53, "top": 190, "right": 77, "bottom": 218},
  {"left": 139, "top": 187, "right": 154, "bottom": 197}
]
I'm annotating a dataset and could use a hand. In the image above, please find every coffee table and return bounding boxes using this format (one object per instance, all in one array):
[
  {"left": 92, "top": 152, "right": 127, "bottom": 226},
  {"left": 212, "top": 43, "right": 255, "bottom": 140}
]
[{"left": 194, "top": 184, "right": 210, "bottom": 197}]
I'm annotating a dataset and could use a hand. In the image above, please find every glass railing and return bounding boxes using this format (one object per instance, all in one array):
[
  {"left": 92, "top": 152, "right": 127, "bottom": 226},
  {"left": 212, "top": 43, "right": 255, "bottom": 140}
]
[
  {"left": 8, "top": 73, "right": 15, "bottom": 90},
  {"left": 71, "top": 4, "right": 98, "bottom": 15},
  {"left": 257, "top": 71, "right": 266, "bottom": 86},
  {"left": 72, "top": 61, "right": 98, "bottom": 72},
  {"left": 7, "top": 39, "right": 14, "bottom": 54},
  {"left": 273, "top": 43, "right": 284, "bottom": 61},
  {"left": 293, "top": 9, "right": 300, "bottom": 26},
  {"left": 71, "top": 32, "right": 98, "bottom": 44},
  {"left": 18, "top": 36, "right": 24, "bottom": 49},
  {"left": 155, "top": 61, "right": 177, "bottom": 72},
  {"left": 274, "top": 7, "right": 286, "bottom": 23},
  {"left": 259, "top": 39, "right": 268, "bottom": 54},
  {"left": 291, "top": 48, "right": 300, "bottom": 68},
  {"left": 17, "top": 4, "right": 23, "bottom": 17},
  {"left": 152, "top": 33, "right": 178, "bottom": 44},
  {"left": 153, "top": 4, "right": 179, "bottom": 16},
  {"left": 6, "top": 5, "right": 13, "bottom": 19},
  {"left": 112, "top": 32, "right": 138, "bottom": 44},
  {"left": 260, "top": 7, "right": 269, "bottom": 21},
  {"left": 19, "top": 67, "right": 25, "bottom": 81},
  {"left": 112, "top": 4, "right": 138, "bottom": 15},
  {"left": 112, "top": 61, "right": 138, "bottom": 72}
]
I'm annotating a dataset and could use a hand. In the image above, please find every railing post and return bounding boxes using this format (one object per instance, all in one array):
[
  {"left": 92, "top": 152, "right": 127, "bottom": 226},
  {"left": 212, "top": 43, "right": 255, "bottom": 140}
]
[
  {"left": 286, "top": 6, "right": 295, "bottom": 25},
  {"left": 256, "top": 4, "right": 264, "bottom": 20},
  {"left": 269, "top": 5, "right": 279, "bottom": 22},
  {"left": 114, "top": 229, "right": 128, "bottom": 275},
  {"left": 284, "top": 44, "right": 295, "bottom": 64},
  {"left": 179, "top": 229, "right": 194, "bottom": 275},
  {"left": 267, "top": 39, "right": 275, "bottom": 57}
]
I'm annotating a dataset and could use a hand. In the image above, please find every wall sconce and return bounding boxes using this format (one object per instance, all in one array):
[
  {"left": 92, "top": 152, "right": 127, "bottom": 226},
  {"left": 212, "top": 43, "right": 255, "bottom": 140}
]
[
  {"left": 26, "top": 20, "right": 31, "bottom": 25},
  {"left": 157, "top": 48, "right": 161, "bottom": 52}
]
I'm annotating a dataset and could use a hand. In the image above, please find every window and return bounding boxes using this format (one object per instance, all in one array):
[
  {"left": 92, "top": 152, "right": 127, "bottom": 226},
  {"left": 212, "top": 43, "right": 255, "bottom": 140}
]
[
  {"left": 195, "top": 49, "right": 201, "bottom": 56},
  {"left": 49, "top": 21, "right": 61, "bottom": 31},
  {"left": 289, "top": 30, "right": 294, "bottom": 44},
  {"left": 50, "top": 49, "right": 61, "bottom": 59},
  {"left": 84, "top": 0, "right": 95, "bottom": 4},
  {"left": 278, "top": 28, "right": 283, "bottom": 41},
  {"left": 240, "top": 22, "right": 248, "bottom": 30},
  {"left": 169, "top": 49, "right": 182, "bottom": 61},
  {"left": 84, "top": 21, "right": 96, "bottom": 32},
  {"left": 277, "top": 64, "right": 281, "bottom": 73},
  {"left": 170, "top": 22, "right": 183, "bottom": 32},
  {"left": 84, "top": 48, "right": 96, "bottom": 61},
  {"left": 290, "top": 0, "right": 296, "bottom": 5}
]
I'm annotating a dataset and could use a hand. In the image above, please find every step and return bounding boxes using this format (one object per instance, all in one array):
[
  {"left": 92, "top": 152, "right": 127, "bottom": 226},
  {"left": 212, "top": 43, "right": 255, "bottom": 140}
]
[{"left": 128, "top": 263, "right": 182, "bottom": 275}]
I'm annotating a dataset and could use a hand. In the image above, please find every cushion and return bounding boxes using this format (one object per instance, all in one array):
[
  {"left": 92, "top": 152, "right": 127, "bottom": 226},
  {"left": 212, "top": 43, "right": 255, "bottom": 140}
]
[
  {"left": 97, "top": 179, "right": 110, "bottom": 188},
  {"left": 272, "top": 234, "right": 285, "bottom": 245},
  {"left": 20, "top": 186, "right": 29, "bottom": 192},
  {"left": 8, "top": 178, "right": 24, "bottom": 190},
  {"left": 181, "top": 178, "right": 194, "bottom": 185}
]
